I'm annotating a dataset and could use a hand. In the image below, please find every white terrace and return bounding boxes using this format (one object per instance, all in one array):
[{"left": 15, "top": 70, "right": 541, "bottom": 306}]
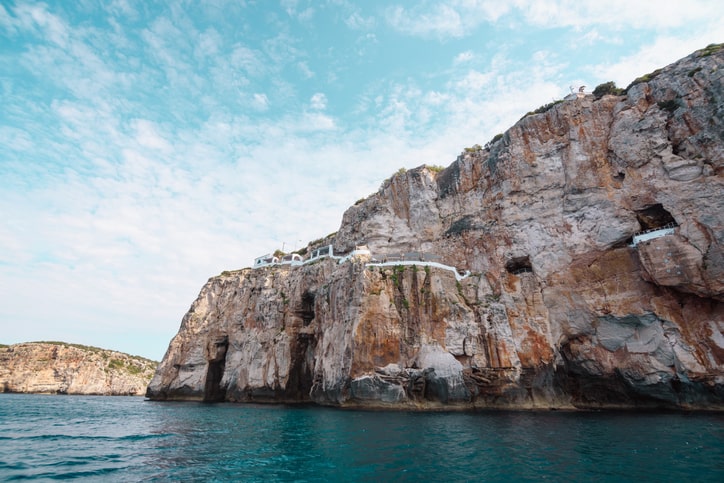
[
  {"left": 630, "top": 223, "right": 677, "bottom": 247},
  {"left": 253, "top": 245, "right": 471, "bottom": 280}
]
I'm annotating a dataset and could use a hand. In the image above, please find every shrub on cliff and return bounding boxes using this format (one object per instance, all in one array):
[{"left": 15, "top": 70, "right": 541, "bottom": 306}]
[
  {"left": 521, "top": 100, "right": 563, "bottom": 120},
  {"left": 592, "top": 81, "right": 625, "bottom": 99}
]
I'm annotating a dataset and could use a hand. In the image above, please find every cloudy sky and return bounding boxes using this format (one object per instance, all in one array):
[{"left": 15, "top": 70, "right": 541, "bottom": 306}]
[{"left": 1, "top": 0, "right": 722, "bottom": 360}]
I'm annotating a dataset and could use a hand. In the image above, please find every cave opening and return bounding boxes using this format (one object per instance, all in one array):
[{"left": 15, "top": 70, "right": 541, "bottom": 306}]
[
  {"left": 635, "top": 204, "right": 677, "bottom": 231},
  {"left": 505, "top": 256, "right": 533, "bottom": 275},
  {"left": 297, "top": 290, "right": 316, "bottom": 326},
  {"left": 285, "top": 332, "right": 316, "bottom": 401},
  {"left": 203, "top": 336, "right": 228, "bottom": 402}
]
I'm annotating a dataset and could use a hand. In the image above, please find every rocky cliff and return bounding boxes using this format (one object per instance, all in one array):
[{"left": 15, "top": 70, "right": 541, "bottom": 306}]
[
  {"left": 148, "top": 45, "right": 724, "bottom": 410},
  {"left": 0, "top": 342, "right": 157, "bottom": 396}
]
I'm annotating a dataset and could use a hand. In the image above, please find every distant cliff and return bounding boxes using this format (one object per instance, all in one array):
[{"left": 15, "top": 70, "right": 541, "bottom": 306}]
[
  {"left": 0, "top": 342, "right": 157, "bottom": 396},
  {"left": 148, "top": 45, "right": 724, "bottom": 410}
]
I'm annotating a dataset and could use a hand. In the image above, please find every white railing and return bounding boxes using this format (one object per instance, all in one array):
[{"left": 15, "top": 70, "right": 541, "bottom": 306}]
[
  {"left": 630, "top": 223, "right": 677, "bottom": 247},
  {"left": 365, "top": 260, "right": 471, "bottom": 281},
  {"left": 252, "top": 246, "right": 470, "bottom": 280}
]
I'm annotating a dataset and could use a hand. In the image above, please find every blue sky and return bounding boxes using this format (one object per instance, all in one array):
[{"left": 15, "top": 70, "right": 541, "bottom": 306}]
[{"left": 1, "top": 0, "right": 722, "bottom": 360}]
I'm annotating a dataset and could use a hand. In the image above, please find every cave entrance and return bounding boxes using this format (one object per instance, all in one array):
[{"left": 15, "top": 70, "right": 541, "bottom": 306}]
[
  {"left": 203, "top": 336, "right": 228, "bottom": 402},
  {"left": 635, "top": 204, "right": 677, "bottom": 230},
  {"left": 505, "top": 255, "right": 533, "bottom": 275},
  {"left": 296, "top": 290, "right": 316, "bottom": 326},
  {"left": 285, "top": 332, "right": 316, "bottom": 401}
]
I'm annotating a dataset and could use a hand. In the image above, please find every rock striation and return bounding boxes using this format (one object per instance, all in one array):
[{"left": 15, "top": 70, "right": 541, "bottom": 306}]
[
  {"left": 148, "top": 45, "right": 724, "bottom": 410},
  {"left": 0, "top": 342, "right": 157, "bottom": 396}
]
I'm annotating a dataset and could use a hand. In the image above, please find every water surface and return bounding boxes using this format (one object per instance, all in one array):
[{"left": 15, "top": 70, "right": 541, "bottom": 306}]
[{"left": 0, "top": 394, "right": 722, "bottom": 481}]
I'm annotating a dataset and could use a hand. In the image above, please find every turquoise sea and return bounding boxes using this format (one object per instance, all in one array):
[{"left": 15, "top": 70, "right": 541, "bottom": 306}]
[{"left": 0, "top": 394, "right": 722, "bottom": 482}]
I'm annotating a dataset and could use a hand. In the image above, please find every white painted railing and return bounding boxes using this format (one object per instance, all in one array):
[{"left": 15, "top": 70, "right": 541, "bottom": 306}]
[
  {"left": 630, "top": 223, "right": 677, "bottom": 247},
  {"left": 365, "top": 260, "right": 471, "bottom": 281}
]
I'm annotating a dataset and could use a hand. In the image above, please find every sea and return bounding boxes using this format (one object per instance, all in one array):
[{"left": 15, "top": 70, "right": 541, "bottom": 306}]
[{"left": 0, "top": 394, "right": 722, "bottom": 482}]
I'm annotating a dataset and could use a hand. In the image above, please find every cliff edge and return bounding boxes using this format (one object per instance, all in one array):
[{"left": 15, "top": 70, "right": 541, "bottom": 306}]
[
  {"left": 148, "top": 45, "right": 724, "bottom": 410},
  {"left": 1, "top": 342, "right": 157, "bottom": 396}
]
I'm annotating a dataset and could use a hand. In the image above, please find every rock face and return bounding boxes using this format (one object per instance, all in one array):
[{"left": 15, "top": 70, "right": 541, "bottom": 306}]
[
  {"left": 0, "top": 342, "right": 157, "bottom": 396},
  {"left": 148, "top": 46, "right": 724, "bottom": 410}
]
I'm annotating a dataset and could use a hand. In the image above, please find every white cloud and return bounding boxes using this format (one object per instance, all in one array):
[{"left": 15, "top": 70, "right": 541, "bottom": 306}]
[
  {"left": 301, "top": 112, "right": 337, "bottom": 131},
  {"left": 0, "top": 4, "right": 17, "bottom": 34},
  {"left": 17, "top": 2, "right": 69, "bottom": 47},
  {"left": 514, "top": 0, "right": 720, "bottom": 30},
  {"left": 386, "top": 4, "right": 465, "bottom": 38},
  {"left": 454, "top": 50, "right": 475, "bottom": 64},
  {"left": 298, "top": 61, "right": 314, "bottom": 79},
  {"left": 384, "top": 0, "right": 724, "bottom": 39},
  {"left": 252, "top": 92, "right": 270, "bottom": 110},
  {"left": 384, "top": 0, "right": 510, "bottom": 38},
  {"left": 589, "top": 33, "right": 724, "bottom": 88},
  {"left": 310, "top": 92, "right": 327, "bottom": 110},
  {"left": 133, "top": 119, "right": 173, "bottom": 152},
  {"left": 454, "top": 70, "right": 493, "bottom": 92},
  {"left": 346, "top": 11, "right": 375, "bottom": 30}
]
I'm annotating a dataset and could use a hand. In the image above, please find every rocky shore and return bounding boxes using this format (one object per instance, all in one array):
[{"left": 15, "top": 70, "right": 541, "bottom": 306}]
[{"left": 1, "top": 342, "right": 157, "bottom": 396}]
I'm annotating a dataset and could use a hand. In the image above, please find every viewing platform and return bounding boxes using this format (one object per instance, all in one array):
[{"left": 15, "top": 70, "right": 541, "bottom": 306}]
[{"left": 630, "top": 223, "right": 677, "bottom": 247}]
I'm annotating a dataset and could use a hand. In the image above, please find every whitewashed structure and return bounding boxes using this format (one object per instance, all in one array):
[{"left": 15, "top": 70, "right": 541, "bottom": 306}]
[{"left": 630, "top": 224, "right": 677, "bottom": 247}]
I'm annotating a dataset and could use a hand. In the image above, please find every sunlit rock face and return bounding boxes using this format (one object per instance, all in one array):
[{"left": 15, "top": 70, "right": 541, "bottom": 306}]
[
  {"left": 0, "top": 342, "right": 156, "bottom": 396},
  {"left": 148, "top": 46, "right": 724, "bottom": 410}
]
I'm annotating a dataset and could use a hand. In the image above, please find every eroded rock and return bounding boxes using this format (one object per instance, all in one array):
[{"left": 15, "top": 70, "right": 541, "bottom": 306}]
[{"left": 148, "top": 46, "right": 724, "bottom": 410}]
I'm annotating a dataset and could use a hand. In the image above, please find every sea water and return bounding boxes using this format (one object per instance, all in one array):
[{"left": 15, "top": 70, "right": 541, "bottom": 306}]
[{"left": 0, "top": 394, "right": 722, "bottom": 482}]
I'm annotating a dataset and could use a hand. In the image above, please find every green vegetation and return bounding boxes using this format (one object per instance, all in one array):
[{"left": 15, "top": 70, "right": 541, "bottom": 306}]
[
  {"left": 688, "top": 66, "right": 703, "bottom": 77},
  {"left": 401, "top": 298, "right": 410, "bottom": 309},
  {"left": 33, "top": 341, "right": 156, "bottom": 365},
  {"left": 483, "top": 133, "right": 504, "bottom": 151},
  {"left": 626, "top": 68, "right": 663, "bottom": 90},
  {"left": 108, "top": 358, "right": 125, "bottom": 371},
  {"left": 126, "top": 364, "right": 143, "bottom": 375},
  {"left": 36, "top": 341, "right": 103, "bottom": 353},
  {"left": 698, "top": 43, "right": 723, "bottom": 57},
  {"left": 522, "top": 100, "right": 563, "bottom": 119},
  {"left": 425, "top": 164, "right": 445, "bottom": 173},
  {"left": 390, "top": 265, "right": 405, "bottom": 286},
  {"left": 273, "top": 249, "right": 286, "bottom": 258},
  {"left": 463, "top": 144, "right": 483, "bottom": 153},
  {"left": 592, "top": 81, "right": 625, "bottom": 99},
  {"left": 0, "top": 343, "right": 8, "bottom": 348},
  {"left": 379, "top": 168, "right": 409, "bottom": 190}
]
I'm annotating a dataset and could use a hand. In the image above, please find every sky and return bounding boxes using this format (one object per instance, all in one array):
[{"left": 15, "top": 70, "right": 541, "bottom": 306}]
[{"left": 1, "top": 0, "right": 722, "bottom": 361}]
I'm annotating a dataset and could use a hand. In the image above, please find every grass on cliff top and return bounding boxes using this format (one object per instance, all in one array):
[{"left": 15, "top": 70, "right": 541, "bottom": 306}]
[
  {"left": 520, "top": 99, "right": 563, "bottom": 120},
  {"left": 626, "top": 44, "right": 723, "bottom": 91},
  {"left": 30, "top": 340, "right": 157, "bottom": 364},
  {"left": 698, "top": 43, "right": 723, "bottom": 57}
]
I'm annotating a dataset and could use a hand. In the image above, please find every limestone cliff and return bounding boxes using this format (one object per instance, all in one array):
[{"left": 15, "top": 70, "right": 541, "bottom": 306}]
[
  {"left": 0, "top": 342, "right": 157, "bottom": 396},
  {"left": 148, "top": 45, "right": 724, "bottom": 410}
]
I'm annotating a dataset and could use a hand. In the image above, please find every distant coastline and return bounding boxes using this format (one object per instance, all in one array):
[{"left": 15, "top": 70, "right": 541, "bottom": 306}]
[{"left": 0, "top": 341, "right": 157, "bottom": 396}]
